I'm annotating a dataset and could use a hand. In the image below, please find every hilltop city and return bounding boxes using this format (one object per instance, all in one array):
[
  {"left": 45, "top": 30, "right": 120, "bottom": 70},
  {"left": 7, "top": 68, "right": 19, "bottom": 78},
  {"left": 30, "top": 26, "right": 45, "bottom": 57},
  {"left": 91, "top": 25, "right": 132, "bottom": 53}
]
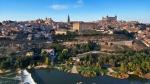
[
  {"left": 0, "top": 15, "right": 150, "bottom": 49},
  {"left": 0, "top": 15, "right": 150, "bottom": 79}
]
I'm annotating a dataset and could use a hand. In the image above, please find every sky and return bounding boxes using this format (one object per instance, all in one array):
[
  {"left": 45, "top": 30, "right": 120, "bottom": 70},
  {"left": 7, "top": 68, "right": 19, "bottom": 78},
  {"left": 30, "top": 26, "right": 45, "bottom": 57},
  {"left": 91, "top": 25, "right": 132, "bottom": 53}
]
[{"left": 0, "top": 0, "right": 150, "bottom": 23}]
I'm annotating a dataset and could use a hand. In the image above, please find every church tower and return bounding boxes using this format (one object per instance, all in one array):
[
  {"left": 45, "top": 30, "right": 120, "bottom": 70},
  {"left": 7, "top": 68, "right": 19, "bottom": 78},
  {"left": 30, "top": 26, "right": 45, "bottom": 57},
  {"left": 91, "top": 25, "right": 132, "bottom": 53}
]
[
  {"left": 115, "top": 15, "right": 117, "bottom": 21},
  {"left": 67, "top": 15, "right": 70, "bottom": 23}
]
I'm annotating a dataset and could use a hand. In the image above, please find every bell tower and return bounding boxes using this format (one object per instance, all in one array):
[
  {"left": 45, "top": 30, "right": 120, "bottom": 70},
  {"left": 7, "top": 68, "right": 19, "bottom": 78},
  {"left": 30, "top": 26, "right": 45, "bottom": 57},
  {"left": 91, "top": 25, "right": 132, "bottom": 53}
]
[
  {"left": 115, "top": 15, "right": 117, "bottom": 21},
  {"left": 67, "top": 14, "right": 70, "bottom": 23}
]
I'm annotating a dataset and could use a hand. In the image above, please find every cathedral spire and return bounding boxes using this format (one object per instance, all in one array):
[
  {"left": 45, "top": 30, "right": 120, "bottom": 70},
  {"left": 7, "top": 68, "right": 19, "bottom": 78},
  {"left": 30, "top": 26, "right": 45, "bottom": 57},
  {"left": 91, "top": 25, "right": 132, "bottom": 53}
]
[{"left": 67, "top": 14, "right": 70, "bottom": 23}]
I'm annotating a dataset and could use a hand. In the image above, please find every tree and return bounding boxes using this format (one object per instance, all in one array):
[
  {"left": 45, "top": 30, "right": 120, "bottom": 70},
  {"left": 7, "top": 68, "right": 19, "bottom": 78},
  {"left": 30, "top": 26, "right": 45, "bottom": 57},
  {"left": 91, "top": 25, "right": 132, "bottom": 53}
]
[
  {"left": 83, "top": 61, "right": 87, "bottom": 67},
  {"left": 109, "top": 59, "right": 115, "bottom": 67},
  {"left": 65, "top": 61, "right": 70, "bottom": 67},
  {"left": 0, "top": 61, "right": 8, "bottom": 69},
  {"left": 88, "top": 41, "right": 94, "bottom": 50},
  {"left": 135, "top": 66, "right": 143, "bottom": 76},
  {"left": 0, "top": 22, "right": 2, "bottom": 25},
  {"left": 82, "top": 45, "right": 89, "bottom": 52},
  {"left": 89, "top": 55, "right": 94, "bottom": 63},
  {"left": 119, "top": 63, "right": 127, "bottom": 73},
  {"left": 62, "top": 49, "right": 69, "bottom": 59},
  {"left": 96, "top": 62, "right": 101, "bottom": 69},
  {"left": 50, "top": 61, "right": 55, "bottom": 67},
  {"left": 41, "top": 51, "right": 49, "bottom": 57},
  {"left": 127, "top": 62, "right": 136, "bottom": 72},
  {"left": 45, "top": 57, "right": 50, "bottom": 65},
  {"left": 30, "top": 60, "right": 36, "bottom": 66},
  {"left": 31, "top": 48, "right": 41, "bottom": 55},
  {"left": 84, "top": 53, "right": 94, "bottom": 63},
  {"left": 56, "top": 44, "right": 64, "bottom": 52},
  {"left": 69, "top": 57, "right": 73, "bottom": 62},
  {"left": 57, "top": 54, "right": 63, "bottom": 61},
  {"left": 87, "top": 61, "right": 91, "bottom": 66},
  {"left": 141, "top": 62, "right": 150, "bottom": 73}
]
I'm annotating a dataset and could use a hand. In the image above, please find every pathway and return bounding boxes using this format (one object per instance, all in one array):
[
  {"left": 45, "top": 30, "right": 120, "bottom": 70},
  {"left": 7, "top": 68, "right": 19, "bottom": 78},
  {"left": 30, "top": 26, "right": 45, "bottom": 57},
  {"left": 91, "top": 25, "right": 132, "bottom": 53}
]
[
  {"left": 107, "top": 68, "right": 116, "bottom": 73},
  {"left": 71, "top": 65, "right": 78, "bottom": 74},
  {"left": 76, "top": 51, "right": 121, "bottom": 58}
]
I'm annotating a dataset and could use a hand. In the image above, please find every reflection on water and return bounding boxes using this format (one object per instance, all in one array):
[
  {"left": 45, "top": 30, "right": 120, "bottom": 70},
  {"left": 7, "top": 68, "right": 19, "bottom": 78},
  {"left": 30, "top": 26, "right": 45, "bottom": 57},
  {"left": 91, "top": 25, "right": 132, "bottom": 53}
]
[{"left": 28, "top": 69, "right": 150, "bottom": 84}]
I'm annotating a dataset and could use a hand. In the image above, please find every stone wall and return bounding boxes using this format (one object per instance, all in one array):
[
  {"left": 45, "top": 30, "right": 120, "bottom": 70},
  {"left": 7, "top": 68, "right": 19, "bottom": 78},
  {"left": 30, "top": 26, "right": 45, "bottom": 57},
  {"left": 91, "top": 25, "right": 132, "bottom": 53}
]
[{"left": 73, "top": 22, "right": 98, "bottom": 31}]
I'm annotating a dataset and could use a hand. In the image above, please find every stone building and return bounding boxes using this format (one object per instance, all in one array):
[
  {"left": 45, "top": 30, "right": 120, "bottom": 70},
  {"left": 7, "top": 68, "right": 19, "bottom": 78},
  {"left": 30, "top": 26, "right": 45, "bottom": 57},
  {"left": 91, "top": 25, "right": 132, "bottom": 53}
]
[
  {"left": 55, "top": 30, "right": 67, "bottom": 35},
  {"left": 26, "top": 52, "right": 34, "bottom": 56},
  {"left": 73, "top": 22, "right": 98, "bottom": 31},
  {"left": 102, "top": 15, "right": 117, "bottom": 22},
  {"left": 45, "top": 18, "right": 53, "bottom": 25},
  {"left": 108, "top": 40, "right": 133, "bottom": 47}
]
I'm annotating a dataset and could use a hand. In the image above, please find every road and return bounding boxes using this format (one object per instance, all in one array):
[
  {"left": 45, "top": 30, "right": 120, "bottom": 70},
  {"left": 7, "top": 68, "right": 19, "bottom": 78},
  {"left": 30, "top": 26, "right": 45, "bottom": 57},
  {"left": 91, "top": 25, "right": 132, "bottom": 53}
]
[{"left": 76, "top": 51, "right": 121, "bottom": 58}]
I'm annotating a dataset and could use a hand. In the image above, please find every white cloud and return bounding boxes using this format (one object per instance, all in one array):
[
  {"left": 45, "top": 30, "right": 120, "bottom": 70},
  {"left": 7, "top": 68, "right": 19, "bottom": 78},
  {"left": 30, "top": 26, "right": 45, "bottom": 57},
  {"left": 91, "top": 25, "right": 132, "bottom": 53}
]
[
  {"left": 50, "top": 5, "right": 69, "bottom": 10},
  {"left": 50, "top": 0, "right": 83, "bottom": 10}
]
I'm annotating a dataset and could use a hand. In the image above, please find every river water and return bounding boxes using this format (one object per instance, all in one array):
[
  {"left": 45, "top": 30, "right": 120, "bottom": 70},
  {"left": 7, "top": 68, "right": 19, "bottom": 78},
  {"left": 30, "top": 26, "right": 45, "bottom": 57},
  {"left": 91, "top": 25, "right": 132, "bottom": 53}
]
[
  {"left": 0, "top": 69, "right": 150, "bottom": 84},
  {"left": 28, "top": 69, "right": 150, "bottom": 84}
]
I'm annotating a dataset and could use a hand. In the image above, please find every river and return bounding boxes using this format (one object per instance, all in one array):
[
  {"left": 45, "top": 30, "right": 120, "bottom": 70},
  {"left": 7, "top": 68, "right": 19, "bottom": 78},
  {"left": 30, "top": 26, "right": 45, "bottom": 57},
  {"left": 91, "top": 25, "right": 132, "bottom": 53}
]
[
  {"left": 28, "top": 69, "right": 150, "bottom": 84},
  {"left": 0, "top": 69, "right": 150, "bottom": 84}
]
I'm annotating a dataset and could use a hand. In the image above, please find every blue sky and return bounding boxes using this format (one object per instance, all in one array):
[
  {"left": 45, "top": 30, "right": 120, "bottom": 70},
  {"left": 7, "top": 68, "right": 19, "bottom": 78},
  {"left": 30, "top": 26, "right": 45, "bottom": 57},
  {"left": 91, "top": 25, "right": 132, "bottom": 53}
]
[{"left": 0, "top": 0, "right": 150, "bottom": 23}]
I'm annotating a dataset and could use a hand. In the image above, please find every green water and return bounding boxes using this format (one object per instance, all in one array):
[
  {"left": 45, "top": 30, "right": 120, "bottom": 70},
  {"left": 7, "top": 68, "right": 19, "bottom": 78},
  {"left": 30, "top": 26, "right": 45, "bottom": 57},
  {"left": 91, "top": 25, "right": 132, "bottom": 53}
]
[{"left": 28, "top": 69, "right": 150, "bottom": 84}]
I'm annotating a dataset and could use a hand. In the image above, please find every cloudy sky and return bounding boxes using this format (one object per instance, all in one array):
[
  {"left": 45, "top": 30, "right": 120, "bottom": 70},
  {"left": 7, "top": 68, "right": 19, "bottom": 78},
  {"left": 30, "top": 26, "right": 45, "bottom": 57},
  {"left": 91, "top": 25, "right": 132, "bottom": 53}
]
[{"left": 0, "top": 0, "right": 150, "bottom": 23}]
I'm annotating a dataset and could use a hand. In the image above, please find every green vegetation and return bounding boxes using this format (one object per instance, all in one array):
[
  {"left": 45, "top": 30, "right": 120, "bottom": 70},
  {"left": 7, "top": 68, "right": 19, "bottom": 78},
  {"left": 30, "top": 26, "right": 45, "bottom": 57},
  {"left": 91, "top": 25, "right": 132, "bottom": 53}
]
[
  {"left": 113, "top": 67, "right": 120, "bottom": 72},
  {"left": 113, "top": 29, "right": 135, "bottom": 38},
  {"left": 81, "top": 71, "right": 97, "bottom": 77},
  {"left": 78, "top": 67, "right": 108, "bottom": 74},
  {"left": 56, "top": 63, "right": 72, "bottom": 73},
  {"left": 74, "top": 49, "right": 150, "bottom": 78},
  {"left": 53, "top": 31, "right": 77, "bottom": 43},
  {"left": 0, "top": 38, "right": 12, "bottom": 46},
  {"left": 0, "top": 28, "right": 150, "bottom": 79}
]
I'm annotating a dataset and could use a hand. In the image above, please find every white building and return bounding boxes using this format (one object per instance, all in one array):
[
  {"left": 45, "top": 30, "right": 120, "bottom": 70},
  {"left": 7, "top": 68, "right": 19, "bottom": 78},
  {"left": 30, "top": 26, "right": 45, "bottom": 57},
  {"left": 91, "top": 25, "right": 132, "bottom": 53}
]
[
  {"left": 26, "top": 52, "right": 34, "bottom": 56},
  {"left": 72, "top": 57, "right": 80, "bottom": 62}
]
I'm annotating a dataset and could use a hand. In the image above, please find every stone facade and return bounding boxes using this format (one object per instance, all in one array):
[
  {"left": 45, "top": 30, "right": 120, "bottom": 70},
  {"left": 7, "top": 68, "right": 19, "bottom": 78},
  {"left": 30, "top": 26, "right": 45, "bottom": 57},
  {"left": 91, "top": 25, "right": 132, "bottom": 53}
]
[
  {"left": 108, "top": 41, "right": 133, "bottom": 47},
  {"left": 45, "top": 18, "right": 53, "bottom": 25},
  {"left": 102, "top": 15, "right": 117, "bottom": 22},
  {"left": 73, "top": 22, "right": 98, "bottom": 31},
  {"left": 55, "top": 30, "right": 67, "bottom": 35}
]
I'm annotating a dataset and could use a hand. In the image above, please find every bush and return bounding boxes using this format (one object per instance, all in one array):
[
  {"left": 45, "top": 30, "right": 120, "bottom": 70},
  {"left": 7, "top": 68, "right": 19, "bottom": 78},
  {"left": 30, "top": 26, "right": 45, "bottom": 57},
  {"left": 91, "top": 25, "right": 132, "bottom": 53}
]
[{"left": 81, "top": 71, "right": 97, "bottom": 77}]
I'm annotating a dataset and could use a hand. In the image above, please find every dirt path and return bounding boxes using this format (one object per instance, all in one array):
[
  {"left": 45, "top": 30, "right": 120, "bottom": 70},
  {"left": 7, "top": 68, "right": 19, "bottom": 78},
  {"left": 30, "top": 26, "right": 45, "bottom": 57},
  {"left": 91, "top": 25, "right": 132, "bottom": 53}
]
[
  {"left": 108, "top": 68, "right": 116, "bottom": 73},
  {"left": 71, "top": 65, "right": 78, "bottom": 74}
]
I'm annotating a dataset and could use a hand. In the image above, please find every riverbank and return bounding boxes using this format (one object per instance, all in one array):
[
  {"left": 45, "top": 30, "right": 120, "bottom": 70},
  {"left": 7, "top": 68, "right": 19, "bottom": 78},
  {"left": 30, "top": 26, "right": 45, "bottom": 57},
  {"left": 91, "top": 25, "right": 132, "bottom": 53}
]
[
  {"left": 31, "top": 65, "right": 48, "bottom": 69},
  {"left": 55, "top": 65, "right": 150, "bottom": 80},
  {"left": 1, "top": 64, "right": 150, "bottom": 80},
  {"left": 0, "top": 69, "right": 12, "bottom": 74},
  {"left": 28, "top": 69, "right": 150, "bottom": 84},
  {"left": 30, "top": 65, "right": 150, "bottom": 80},
  {"left": 143, "top": 73, "right": 150, "bottom": 79},
  {"left": 107, "top": 72, "right": 129, "bottom": 79}
]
